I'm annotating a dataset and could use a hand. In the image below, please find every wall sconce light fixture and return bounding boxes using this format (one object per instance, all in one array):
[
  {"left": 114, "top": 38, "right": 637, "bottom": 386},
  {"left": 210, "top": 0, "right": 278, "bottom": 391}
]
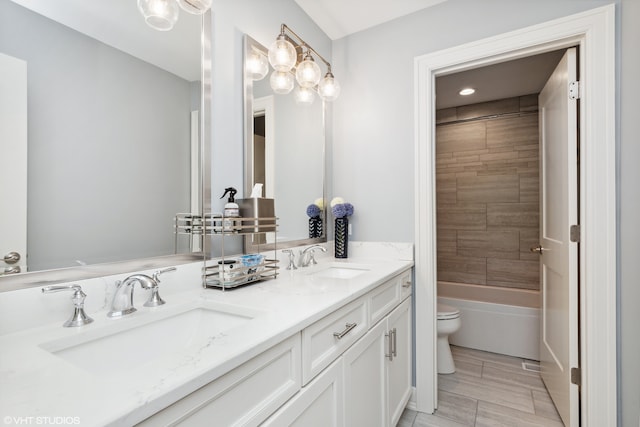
[
  {"left": 258, "top": 23, "right": 340, "bottom": 103},
  {"left": 138, "top": 0, "right": 211, "bottom": 31}
]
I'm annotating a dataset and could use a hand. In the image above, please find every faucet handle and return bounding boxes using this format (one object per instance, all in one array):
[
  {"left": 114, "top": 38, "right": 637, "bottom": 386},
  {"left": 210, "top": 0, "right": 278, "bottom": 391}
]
[
  {"left": 282, "top": 249, "right": 297, "bottom": 270},
  {"left": 42, "top": 284, "right": 94, "bottom": 327},
  {"left": 145, "top": 267, "right": 175, "bottom": 307},
  {"left": 153, "top": 267, "right": 177, "bottom": 283}
]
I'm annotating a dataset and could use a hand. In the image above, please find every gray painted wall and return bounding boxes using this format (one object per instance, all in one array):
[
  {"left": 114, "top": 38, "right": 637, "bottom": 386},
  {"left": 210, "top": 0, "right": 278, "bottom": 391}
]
[
  {"left": 619, "top": 0, "right": 639, "bottom": 425},
  {"left": 0, "top": 1, "right": 193, "bottom": 271},
  {"left": 331, "top": 0, "right": 636, "bottom": 424}
]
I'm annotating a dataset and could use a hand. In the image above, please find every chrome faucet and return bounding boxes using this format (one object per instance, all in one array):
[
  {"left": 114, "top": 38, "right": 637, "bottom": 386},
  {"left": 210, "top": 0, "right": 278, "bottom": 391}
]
[
  {"left": 42, "top": 284, "right": 94, "bottom": 327},
  {"left": 107, "top": 267, "right": 176, "bottom": 318},
  {"left": 299, "top": 244, "right": 327, "bottom": 267}
]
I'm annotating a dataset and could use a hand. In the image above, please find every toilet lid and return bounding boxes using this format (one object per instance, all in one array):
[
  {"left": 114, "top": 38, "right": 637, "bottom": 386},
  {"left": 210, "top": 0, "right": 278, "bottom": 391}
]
[{"left": 437, "top": 303, "right": 460, "bottom": 320}]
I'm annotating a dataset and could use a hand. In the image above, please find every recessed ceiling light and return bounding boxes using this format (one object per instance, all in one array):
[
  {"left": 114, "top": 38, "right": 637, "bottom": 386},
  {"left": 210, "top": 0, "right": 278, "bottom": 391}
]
[{"left": 459, "top": 88, "right": 475, "bottom": 96}]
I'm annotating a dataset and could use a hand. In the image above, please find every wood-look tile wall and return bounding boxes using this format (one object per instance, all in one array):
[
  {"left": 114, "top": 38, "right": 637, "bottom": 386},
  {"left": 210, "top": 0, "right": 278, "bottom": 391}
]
[{"left": 436, "top": 95, "right": 540, "bottom": 290}]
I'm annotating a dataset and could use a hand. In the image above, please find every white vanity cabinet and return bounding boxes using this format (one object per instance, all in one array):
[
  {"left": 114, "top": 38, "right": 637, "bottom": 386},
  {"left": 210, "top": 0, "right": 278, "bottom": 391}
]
[
  {"left": 138, "top": 334, "right": 301, "bottom": 427},
  {"left": 343, "top": 297, "right": 412, "bottom": 427}
]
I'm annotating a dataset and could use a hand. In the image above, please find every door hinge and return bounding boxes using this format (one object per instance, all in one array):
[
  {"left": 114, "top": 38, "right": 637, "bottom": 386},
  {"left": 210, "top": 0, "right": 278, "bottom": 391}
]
[
  {"left": 570, "top": 225, "right": 580, "bottom": 243},
  {"left": 571, "top": 367, "right": 581, "bottom": 386},
  {"left": 569, "top": 81, "right": 580, "bottom": 100}
]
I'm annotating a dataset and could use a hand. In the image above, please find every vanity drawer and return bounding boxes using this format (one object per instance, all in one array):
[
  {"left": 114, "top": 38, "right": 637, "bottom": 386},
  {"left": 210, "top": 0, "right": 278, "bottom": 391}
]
[
  {"left": 368, "top": 276, "right": 401, "bottom": 326},
  {"left": 138, "top": 333, "right": 301, "bottom": 427},
  {"left": 302, "top": 297, "right": 368, "bottom": 385},
  {"left": 399, "top": 271, "right": 413, "bottom": 301}
]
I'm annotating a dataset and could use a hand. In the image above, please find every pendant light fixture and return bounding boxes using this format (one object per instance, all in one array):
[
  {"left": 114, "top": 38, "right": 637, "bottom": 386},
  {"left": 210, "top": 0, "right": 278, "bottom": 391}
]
[
  {"left": 138, "top": 0, "right": 211, "bottom": 31},
  {"left": 267, "top": 24, "right": 340, "bottom": 102},
  {"left": 138, "top": 0, "right": 179, "bottom": 31}
]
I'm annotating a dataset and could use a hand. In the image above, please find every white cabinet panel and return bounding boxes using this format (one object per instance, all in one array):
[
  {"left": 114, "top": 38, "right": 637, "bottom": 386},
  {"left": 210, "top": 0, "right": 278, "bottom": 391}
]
[
  {"left": 302, "top": 297, "right": 368, "bottom": 384},
  {"left": 263, "top": 358, "right": 343, "bottom": 427},
  {"left": 139, "top": 333, "right": 301, "bottom": 427},
  {"left": 342, "top": 319, "right": 387, "bottom": 427},
  {"left": 387, "top": 298, "right": 412, "bottom": 427},
  {"left": 368, "top": 277, "right": 401, "bottom": 326}
]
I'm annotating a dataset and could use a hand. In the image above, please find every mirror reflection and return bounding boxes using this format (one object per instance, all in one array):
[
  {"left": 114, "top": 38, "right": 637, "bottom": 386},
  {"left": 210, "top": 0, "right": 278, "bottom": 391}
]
[
  {"left": 243, "top": 36, "right": 326, "bottom": 251},
  {"left": 0, "top": 0, "right": 202, "bottom": 275}
]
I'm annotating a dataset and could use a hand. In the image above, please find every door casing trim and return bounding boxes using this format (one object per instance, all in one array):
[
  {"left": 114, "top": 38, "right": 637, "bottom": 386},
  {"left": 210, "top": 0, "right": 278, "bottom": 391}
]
[{"left": 413, "top": 5, "right": 616, "bottom": 425}]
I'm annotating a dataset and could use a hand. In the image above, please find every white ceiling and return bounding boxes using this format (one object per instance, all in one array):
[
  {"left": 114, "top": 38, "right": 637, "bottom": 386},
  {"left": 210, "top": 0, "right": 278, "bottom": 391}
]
[
  {"left": 294, "top": 0, "right": 448, "bottom": 40},
  {"left": 9, "top": 0, "right": 201, "bottom": 81}
]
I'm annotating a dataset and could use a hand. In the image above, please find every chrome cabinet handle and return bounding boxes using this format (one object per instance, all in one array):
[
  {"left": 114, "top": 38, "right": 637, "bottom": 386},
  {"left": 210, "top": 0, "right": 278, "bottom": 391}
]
[
  {"left": 333, "top": 322, "right": 357, "bottom": 340},
  {"left": 530, "top": 245, "right": 546, "bottom": 254},
  {"left": 3, "top": 251, "right": 20, "bottom": 264},
  {"left": 386, "top": 330, "right": 394, "bottom": 361},
  {"left": 402, "top": 281, "right": 411, "bottom": 288},
  {"left": 392, "top": 328, "right": 397, "bottom": 357}
]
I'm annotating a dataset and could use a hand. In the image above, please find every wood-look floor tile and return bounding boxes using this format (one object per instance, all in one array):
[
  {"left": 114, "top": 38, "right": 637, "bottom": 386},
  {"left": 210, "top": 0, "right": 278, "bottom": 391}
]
[
  {"left": 433, "top": 390, "right": 478, "bottom": 425},
  {"left": 452, "top": 346, "right": 524, "bottom": 369},
  {"left": 399, "top": 408, "right": 418, "bottom": 427},
  {"left": 475, "top": 401, "right": 564, "bottom": 427},
  {"left": 438, "top": 372, "right": 535, "bottom": 414},
  {"left": 532, "top": 389, "right": 563, "bottom": 422},
  {"left": 481, "top": 363, "right": 547, "bottom": 392},
  {"left": 413, "top": 412, "right": 471, "bottom": 427}
]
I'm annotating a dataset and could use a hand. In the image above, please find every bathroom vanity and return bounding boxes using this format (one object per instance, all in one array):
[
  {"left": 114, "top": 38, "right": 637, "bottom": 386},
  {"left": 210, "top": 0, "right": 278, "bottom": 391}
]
[{"left": 0, "top": 246, "right": 413, "bottom": 427}]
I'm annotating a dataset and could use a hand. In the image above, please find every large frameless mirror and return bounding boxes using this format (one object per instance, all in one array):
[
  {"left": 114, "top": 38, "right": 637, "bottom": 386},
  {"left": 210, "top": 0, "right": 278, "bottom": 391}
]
[{"left": 0, "top": 0, "right": 209, "bottom": 290}]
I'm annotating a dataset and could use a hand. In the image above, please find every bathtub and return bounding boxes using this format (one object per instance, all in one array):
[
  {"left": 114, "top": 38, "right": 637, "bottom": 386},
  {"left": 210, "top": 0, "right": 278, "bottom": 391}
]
[{"left": 438, "top": 281, "right": 540, "bottom": 360}]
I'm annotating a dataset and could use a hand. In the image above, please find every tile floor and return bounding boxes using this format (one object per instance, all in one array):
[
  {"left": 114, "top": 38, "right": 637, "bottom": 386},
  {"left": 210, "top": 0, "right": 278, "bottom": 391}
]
[{"left": 399, "top": 346, "right": 564, "bottom": 427}]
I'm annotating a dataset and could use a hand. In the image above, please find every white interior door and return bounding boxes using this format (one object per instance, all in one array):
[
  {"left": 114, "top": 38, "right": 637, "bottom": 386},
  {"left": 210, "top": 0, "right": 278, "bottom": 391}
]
[
  {"left": 0, "top": 53, "right": 28, "bottom": 275},
  {"left": 538, "top": 47, "right": 579, "bottom": 427}
]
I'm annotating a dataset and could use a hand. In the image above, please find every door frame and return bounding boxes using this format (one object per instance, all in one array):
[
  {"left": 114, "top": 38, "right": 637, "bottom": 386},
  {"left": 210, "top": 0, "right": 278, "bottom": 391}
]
[{"left": 413, "top": 5, "right": 616, "bottom": 425}]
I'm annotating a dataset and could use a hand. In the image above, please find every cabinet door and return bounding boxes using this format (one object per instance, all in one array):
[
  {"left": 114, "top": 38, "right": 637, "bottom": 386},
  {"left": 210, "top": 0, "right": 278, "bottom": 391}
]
[
  {"left": 342, "top": 319, "right": 387, "bottom": 427},
  {"left": 263, "top": 358, "right": 343, "bottom": 427},
  {"left": 387, "top": 298, "right": 412, "bottom": 427}
]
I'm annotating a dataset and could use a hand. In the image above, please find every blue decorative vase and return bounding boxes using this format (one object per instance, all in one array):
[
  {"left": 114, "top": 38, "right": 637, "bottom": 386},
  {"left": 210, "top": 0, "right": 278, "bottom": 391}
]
[{"left": 334, "top": 217, "right": 348, "bottom": 258}]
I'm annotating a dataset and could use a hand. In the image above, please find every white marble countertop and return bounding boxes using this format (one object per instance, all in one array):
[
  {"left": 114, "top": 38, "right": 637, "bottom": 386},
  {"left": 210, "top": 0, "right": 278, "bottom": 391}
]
[{"left": 0, "top": 255, "right": 412, "bottom": 426}]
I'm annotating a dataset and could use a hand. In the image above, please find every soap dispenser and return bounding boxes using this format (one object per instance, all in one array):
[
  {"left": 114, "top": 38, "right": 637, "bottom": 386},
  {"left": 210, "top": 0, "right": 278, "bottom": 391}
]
[{"left": 220, "top": 187, "right": 240, "bottom": 231}]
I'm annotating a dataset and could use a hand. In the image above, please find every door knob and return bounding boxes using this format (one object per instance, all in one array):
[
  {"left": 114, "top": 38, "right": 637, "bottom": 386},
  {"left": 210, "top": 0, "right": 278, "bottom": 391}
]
[
  {"left": 3, "top": 266, "right": 21, "bottom": 275},
  {"left": 530, "top": 245, "right": 546, "bottom": 254},
  {"left": 3, "top": 251, "right": 21, "bottom": 264}
]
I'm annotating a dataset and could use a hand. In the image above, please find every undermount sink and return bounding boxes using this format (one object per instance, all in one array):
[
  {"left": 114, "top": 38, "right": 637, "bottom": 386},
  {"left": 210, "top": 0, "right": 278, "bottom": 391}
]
[
  {"left": 310, "top": 264, "right": 371, "bottom": 280},
  {"left": 39, "top": 302, "right": 258, "bottom": 375}
]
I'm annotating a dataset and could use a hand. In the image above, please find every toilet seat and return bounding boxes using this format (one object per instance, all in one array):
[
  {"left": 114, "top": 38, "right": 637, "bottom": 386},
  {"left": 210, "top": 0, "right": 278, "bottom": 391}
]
[{"left": 437, "top": 303, "right": 460, "bottom": 320}]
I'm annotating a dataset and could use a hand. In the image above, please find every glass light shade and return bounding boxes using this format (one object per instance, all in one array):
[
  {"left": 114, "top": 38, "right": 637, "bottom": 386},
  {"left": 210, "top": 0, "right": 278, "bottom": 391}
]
[
  {"left": 318, "top": 73, "right": 341, "bottom": 101},
  {"left": 177, "top": 0, "right": 211, "bottom": 14},
  {"left": 270, "top": 71, "right": 294, "bottom": 94},
  {"left": 294, "top": 86, "right": 315, "bottom": 105},
  {"left": 295, "top": 55, "right": 321, "bottom": 88},
  {"left": 246, "top": 51, "right": 269, "bottom": 81},
  {"left": 268, "top": 37, "right": 297, "bottom": 72},
  {"left": 138, "top": 0, "right": 179, "bottom": 31}
]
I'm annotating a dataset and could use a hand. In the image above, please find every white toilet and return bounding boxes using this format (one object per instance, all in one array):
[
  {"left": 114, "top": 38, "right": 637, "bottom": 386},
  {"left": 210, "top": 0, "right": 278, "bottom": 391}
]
[{"left": 437, "top": 303, "right": 461, "bottom": 374}]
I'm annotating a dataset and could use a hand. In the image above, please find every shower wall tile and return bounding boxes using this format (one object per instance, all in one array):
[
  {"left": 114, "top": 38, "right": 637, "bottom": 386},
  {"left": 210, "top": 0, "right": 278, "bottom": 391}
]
[
  {"left": 487, "top": 203, "right": 539, "bottom": 230},
  {"left": 437, "top": 255, "right": 487, "bottom": 285},
  {"left": 457, "top": 97, "right": 520, "bottom": 120},
  {"left": 436, "top": 95, "right": 540, "bottom": 291},
  {"left": 437, "top": 203, "right": 487, "bottom": 230},
  {"left": 457, "top": 175, "right": 519, "bottom": 203},
  {"left": 457, "top": 231, "right": 519, "bottom": 260},
  {"left": 436, "top": 122, "right": 486, "bottom": 154},
  {"left": 487, "top": 258, "right": 540, "bottom": 289}
]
